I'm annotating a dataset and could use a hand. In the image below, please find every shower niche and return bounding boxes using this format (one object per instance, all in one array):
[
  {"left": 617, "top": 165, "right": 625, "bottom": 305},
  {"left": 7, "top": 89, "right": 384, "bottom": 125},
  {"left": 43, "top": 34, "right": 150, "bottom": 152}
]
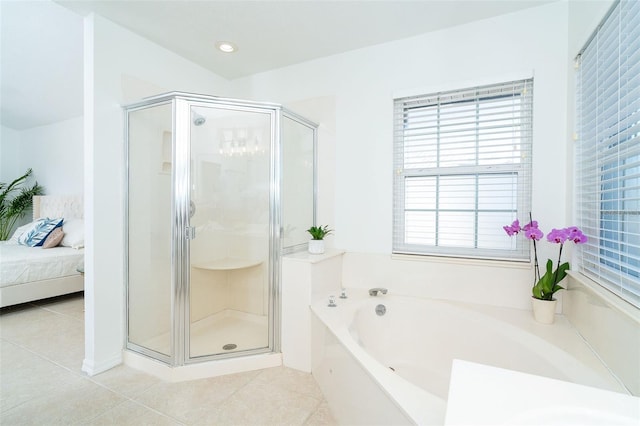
[{"left": 124, "top": 92, "right": 316, "bottom": 368}]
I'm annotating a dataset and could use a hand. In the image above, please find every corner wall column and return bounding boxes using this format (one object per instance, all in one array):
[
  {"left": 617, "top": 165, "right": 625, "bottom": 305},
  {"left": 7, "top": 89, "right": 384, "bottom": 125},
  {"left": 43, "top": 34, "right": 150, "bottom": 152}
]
[{"left": 281, "top": 250, "right": 344, "bottom": 372}]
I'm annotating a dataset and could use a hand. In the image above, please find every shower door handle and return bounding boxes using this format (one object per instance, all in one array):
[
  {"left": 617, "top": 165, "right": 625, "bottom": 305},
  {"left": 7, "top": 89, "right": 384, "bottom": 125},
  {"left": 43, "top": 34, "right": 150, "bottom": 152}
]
[{"left": 185, "top": 226, "right": 196, "bottom": 240}]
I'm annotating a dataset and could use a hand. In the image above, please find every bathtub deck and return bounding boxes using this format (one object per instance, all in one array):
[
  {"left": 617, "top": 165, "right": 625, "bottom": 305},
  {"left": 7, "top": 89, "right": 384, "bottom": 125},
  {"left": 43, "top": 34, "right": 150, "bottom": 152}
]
[
  {"left": 311, "top": 289, "right": 630, "bottom": 425},
  {"left": 445, "top": 360, "right": 639, "bottom": 425}
]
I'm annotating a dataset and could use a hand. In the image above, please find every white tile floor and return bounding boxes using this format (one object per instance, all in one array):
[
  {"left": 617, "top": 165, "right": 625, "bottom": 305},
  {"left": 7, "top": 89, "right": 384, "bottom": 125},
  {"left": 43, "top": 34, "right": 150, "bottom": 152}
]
[{"left": 0, "top": 293, "right": 336, "bottom": 425}]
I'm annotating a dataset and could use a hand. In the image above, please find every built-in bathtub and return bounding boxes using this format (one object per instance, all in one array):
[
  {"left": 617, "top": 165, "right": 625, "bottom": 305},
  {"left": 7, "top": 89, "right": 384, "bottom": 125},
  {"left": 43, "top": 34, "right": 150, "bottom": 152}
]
[{"left": 310, "top": 289, "right": 628, "bottom": 425}]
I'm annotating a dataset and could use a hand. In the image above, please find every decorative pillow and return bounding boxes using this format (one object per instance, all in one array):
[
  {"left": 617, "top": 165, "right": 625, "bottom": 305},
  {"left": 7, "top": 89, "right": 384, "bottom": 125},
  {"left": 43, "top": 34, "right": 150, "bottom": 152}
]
[
  {"left": 42, "top": 227, "right": 64, "bottom": 249},
  {"left": 17, "top": 217, "right": 64, "bottom": 247},
  {"left": 61, "top": 218, "right": 84, "bottom": 249},
  {"left": 9, "top": 223, "right": 34, "bottom": 244}
]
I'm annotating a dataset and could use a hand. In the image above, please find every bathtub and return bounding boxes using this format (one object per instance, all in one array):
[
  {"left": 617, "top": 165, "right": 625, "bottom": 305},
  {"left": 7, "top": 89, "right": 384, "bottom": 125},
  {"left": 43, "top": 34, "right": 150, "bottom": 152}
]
[{"left": 310, "top": 290, "right": 627, "bottom": 425}]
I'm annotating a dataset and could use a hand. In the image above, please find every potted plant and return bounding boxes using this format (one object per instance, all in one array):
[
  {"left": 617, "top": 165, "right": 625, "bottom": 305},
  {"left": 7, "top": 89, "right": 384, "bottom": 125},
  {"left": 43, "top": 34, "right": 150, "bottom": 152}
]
[
  {"left": 306, "top": 225, "right": 333, "bottom": 254},
  {"left": 0, "top": 169, "right": 44, "bottom": 240},
  {"left": 503, "top": 214, "right": 587, "bottom": 324}
]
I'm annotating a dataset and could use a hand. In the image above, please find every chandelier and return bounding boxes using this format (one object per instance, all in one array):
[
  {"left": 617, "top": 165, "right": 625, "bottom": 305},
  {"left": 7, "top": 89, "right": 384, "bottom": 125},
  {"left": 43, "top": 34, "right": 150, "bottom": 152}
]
[{"left": 218, "top": 128, "right": 265, "bottom": 157}]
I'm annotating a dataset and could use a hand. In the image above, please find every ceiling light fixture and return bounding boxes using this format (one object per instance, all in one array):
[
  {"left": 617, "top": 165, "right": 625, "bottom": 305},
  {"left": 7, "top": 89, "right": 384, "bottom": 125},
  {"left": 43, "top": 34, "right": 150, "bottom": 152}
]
[{"left": 216, "top": 41, "right": 237, "bottom": 53}]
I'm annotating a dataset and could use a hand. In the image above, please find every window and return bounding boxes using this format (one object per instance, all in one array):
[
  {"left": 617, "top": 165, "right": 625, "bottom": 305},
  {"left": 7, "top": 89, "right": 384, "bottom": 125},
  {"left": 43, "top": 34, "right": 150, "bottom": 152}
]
[
  {"left": 576, "top": 0, "right": 640, "bottom": 307},
  {"left": 393, "top": 79, "right": 533, "bottom": 260}
]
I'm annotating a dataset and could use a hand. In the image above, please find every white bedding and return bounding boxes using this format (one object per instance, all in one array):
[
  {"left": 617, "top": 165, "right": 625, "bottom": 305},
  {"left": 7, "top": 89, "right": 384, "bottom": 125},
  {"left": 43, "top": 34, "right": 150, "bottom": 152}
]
[{"left": 0, "top": 241, "right": 84, "bottom": 288}]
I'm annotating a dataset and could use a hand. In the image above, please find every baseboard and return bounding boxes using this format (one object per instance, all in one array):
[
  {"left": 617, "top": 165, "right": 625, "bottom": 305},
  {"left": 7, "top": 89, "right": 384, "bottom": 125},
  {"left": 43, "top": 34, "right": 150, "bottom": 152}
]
[{"left": 81, "top": 352, "right": 122, "bottom": 376}]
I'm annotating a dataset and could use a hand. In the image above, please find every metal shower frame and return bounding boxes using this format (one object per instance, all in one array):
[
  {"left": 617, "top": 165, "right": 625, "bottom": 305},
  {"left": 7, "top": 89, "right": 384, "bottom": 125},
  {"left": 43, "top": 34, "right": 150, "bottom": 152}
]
[{"left": 123, "top": 92, "right": 318, "bottom": 366}]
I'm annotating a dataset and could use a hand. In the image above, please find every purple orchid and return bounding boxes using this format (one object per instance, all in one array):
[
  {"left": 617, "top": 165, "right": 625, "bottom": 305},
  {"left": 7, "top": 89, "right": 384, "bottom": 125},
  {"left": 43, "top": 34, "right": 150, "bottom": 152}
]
[
  {"left": 503, "top": 215, "right": 588, "bottom": 300},
  {"left": 546, "top": 228, "right": 569, "bottom": 244},
  {"left": 567, "top": 226, "right": 588, "bottom": 244},
  {"left": 502, "top": 219, "right": 521, "bottom": 236},
  {"left": 523, "top": 221, "right": 543, "bottom": 241}
]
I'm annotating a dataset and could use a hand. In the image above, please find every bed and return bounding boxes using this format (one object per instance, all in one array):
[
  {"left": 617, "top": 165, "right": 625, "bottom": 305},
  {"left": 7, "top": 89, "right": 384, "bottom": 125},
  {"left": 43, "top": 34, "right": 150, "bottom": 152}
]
[{"left": 0, "top": 195, "right": 84, "bottom": 307}]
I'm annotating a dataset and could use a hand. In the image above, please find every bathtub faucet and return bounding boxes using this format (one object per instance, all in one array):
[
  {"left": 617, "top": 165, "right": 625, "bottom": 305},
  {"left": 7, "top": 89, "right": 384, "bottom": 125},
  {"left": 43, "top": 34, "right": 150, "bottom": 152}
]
[{"left": 368, "top": 287, "right": 388, "bottom": 296}]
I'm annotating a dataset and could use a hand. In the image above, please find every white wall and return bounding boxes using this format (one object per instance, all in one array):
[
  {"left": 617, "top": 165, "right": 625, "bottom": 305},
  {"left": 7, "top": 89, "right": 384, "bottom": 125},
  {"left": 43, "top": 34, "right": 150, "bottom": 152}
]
[
  {"left": 232, "top": 2, "right": 570, "bottom": 309},
  {"left": 568, "top": 0, "right": 614, "bottom": 56},
  {"left": 1, "top": 119, "right": 83, "bottom": 233},
  {"left": 0, "top": 125, "right": 21, "bottom": 183},
  {"left": 1, "top": 119, "right": 83, "bottom": 194},
  {"left": 19, "top": 116, "right": 84, "bottom": 195},
  {"left": 0, "top": 125, "right": 26, "bottom": 232},
  {"left": 84, "top": 13, "right": 231, "bottom": 374}
]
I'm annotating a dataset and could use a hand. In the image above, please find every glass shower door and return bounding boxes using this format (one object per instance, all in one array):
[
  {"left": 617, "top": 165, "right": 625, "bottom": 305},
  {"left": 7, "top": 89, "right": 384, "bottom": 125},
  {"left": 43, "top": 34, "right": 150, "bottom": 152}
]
[
  {"left": 126, "top": 102, "right": 173, "bottom": 360},
  {"left": 282, "top": 114, "right": 316, "bottom": 251},
  {"left": 187, "top": 104, "right": 273, "bottom": 359}
]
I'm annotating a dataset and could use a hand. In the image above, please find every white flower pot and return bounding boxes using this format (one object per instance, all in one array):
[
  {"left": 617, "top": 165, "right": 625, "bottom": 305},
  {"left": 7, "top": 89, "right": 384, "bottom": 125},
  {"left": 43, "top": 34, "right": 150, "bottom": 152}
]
[
  {"left": 308, "top": 239, "right": 325, "bottom": 254},
  {"left": 531, "top": 297, "right": 557, "bottom": 324}
]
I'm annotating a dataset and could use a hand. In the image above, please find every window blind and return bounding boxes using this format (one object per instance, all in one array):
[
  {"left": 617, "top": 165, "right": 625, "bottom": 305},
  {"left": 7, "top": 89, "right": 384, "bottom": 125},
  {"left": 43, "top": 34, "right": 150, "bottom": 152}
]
[
  {"left": 393, "top": 79, "right": 533, "bottom": 260},
  {"left": 576, "top": 0, "right": 640, "bottom": 307}
]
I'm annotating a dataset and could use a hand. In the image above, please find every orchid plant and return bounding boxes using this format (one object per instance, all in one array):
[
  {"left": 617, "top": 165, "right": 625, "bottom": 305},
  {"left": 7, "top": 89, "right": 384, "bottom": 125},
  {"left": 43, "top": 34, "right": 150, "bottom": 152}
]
[{"left": 503, "top": 214, "right": 588, "bottom": 301}]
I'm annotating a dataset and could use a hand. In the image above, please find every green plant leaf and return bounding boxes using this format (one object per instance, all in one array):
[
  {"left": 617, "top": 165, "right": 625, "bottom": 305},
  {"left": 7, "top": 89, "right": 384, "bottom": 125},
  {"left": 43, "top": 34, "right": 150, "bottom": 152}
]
[
  {"left": 0, "top": 169, "right": 45, "bottom": 240},
  {"left": 532, "top": 258, "right": 570, "bottom": 300},
  {"left": 306, "top": 225, "right": 333, "bottom": 240},
  {"left": 532, "top": 284, "right": 543, "bottom": 299},
  {"left": 545, "top": 259, "right": 554, "bottom": 274},
  {"left": 554, "top": 262, "right": 570, "bottom": 284}
]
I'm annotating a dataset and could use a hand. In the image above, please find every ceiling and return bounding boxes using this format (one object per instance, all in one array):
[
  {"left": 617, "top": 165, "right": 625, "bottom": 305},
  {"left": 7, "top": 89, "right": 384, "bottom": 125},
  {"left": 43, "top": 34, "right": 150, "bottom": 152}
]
[
  {"left": 1, "top": 0, "right": 553, "bottom": 130},
  {"left": 1, "top": 0, "right": 83, "bottom": 130}
]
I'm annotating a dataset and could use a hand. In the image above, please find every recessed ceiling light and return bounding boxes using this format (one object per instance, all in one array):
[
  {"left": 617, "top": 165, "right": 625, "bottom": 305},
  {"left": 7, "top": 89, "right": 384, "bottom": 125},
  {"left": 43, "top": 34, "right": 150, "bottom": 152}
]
[{"left": 216, "top": 41, "right": 237, "bottom": 53}]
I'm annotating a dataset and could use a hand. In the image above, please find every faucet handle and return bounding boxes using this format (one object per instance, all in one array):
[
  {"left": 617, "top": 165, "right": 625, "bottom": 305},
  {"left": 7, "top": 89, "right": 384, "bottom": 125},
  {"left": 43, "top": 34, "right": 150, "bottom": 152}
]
[
  {"left": 328, "top": 295, "right": 337, "bottom": 307},
  {"left": 368, "top": 287, "right": 388, "bottom": 296}
]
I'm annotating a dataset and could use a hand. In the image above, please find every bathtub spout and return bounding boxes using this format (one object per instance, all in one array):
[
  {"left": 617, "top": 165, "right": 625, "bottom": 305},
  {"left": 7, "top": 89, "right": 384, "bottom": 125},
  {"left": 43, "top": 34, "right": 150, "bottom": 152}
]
[{"left": 369, "top": 288, "right": 388, "bottom": 296}]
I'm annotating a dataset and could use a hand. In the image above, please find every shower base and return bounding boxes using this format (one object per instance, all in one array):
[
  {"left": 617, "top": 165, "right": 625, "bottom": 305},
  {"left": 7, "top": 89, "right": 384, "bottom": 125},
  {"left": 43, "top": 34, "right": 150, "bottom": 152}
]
[
  {"left": 124, "top": 309, "right": 279, "bottom": 382},
  {"left": 123, "top": 346, "right": 282, "bottom": 382},
  {"left": 190, "top": 309, "right": 269, "bottom": 357},
  {"left": 140, "top": 309, "right": 268, "bottom": 358}
]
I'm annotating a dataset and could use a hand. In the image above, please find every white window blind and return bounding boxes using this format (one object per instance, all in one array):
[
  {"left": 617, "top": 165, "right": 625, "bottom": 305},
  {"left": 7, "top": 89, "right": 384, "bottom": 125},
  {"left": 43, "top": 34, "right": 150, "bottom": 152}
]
[
  {"left": 576, "top": 0, "right": 640, "bottom": 307},
  {"left": 393, "top": 79, "right": 533, "bottom": 260}
]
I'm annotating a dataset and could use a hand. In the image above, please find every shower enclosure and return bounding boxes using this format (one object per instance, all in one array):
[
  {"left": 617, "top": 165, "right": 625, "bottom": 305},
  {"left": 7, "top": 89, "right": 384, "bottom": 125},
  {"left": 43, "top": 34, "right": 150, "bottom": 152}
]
[{"left": 124, "top": 92, "right": 316, "bottom": 366}]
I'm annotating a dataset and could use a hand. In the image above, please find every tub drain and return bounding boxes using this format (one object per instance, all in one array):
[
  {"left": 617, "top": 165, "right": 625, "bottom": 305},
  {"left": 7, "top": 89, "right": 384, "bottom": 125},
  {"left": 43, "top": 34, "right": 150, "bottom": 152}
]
[{"left": 222, "top": 343, "right": 237, "bottom": 351}]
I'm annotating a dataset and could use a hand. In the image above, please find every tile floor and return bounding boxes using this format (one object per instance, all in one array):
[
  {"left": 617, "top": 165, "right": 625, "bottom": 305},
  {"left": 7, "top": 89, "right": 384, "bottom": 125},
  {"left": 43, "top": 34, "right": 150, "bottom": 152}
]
[{"left": 0, "top": 293, "right": 337, "bottom": 425}]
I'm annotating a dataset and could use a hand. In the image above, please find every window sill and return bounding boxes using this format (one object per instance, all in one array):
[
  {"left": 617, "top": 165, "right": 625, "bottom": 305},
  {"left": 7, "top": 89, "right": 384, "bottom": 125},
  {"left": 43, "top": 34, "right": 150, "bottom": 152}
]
[
  {"left": 566, "top": 271, "right": 640, "bottom": 323},
  {"left": 390, "top": 253, "right": 531, "bottom": 269}
]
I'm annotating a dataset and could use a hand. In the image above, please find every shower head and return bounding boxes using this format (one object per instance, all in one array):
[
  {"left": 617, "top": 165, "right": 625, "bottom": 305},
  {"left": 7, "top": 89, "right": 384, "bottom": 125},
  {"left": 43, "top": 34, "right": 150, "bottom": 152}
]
[{"left": 192, "top": 113, "right": 206, "bottom": 126}]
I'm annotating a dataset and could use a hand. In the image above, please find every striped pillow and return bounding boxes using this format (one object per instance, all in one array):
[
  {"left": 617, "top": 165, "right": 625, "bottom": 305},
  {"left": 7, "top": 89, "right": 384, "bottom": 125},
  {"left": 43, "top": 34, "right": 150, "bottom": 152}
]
[{"left": 17, "top": 218, "right": 64, "bottom": 247}]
